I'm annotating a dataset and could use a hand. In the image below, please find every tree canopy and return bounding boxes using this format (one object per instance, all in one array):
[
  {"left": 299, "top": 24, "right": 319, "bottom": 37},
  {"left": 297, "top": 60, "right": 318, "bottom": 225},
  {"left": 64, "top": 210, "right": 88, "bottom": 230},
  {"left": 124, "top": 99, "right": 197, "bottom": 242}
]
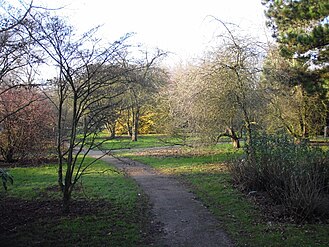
[{"left": 263, "top": 0, "right": 329, "bottom": 66}]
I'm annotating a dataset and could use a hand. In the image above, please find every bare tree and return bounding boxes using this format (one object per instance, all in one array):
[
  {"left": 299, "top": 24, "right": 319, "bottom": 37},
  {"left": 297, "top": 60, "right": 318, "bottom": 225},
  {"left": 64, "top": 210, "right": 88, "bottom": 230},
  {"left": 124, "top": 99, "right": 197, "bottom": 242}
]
[
  {"left": 205, "top": 19, "right": 265, "bottom": 147},
  {"left": 0, "top": 0, "right": 33, "bottom": 33},
  {"left": 0, "top": 87, "right": 55, "bottom": 162},
  {"left": 0, "top": 0, "right": 45, "bottom": 130},
  {"left": 26, "top": 12, "right": 132, "bottom": 212},
  {"left": 166, "top": 21, "right": 265, "bottom": 148},
  {"left": 121, "top": 49, "right": 167, "bottom": 141},
  {"left": 0, "top": 0, "right": 41, "bottom": 84}
]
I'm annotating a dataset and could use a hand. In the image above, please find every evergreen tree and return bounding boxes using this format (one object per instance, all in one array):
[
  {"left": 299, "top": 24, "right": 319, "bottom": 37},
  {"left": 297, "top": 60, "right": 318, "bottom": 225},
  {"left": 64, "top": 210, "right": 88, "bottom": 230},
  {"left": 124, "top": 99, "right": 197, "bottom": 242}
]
[
  {"left": 263, "top": 0, "right": 329, "bottom": 66},
  {"left": 263, "top": 0, "right": 329, "bottom": 128}
]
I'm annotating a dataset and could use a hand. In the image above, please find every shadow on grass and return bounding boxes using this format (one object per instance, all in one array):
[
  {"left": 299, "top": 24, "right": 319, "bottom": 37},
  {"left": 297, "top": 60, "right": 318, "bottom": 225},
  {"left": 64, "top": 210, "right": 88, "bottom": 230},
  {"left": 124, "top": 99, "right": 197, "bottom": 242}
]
[
  {"left": 0, "top": 160, "right": 154, "bottom": 247},
  {"left": 0, "top": 197, "right": 146, "bottom": 246}
]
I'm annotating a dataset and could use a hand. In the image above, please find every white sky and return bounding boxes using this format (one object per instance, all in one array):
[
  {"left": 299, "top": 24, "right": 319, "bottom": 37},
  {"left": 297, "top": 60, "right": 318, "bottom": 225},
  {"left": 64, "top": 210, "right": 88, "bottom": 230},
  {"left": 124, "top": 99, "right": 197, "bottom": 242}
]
[{"left": 34, "top": 0, "right": 269, "bottom": 65}]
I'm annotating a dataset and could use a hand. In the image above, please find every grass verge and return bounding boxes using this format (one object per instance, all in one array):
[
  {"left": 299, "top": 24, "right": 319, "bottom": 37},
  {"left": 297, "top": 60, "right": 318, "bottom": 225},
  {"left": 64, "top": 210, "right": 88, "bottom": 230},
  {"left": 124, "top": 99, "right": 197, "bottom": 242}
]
[
  {"left": 126, "top": 146, "right": 329, "bottom": 247},
  {"left": 0, "top": 157, "right": 152, "bottom": 247}
]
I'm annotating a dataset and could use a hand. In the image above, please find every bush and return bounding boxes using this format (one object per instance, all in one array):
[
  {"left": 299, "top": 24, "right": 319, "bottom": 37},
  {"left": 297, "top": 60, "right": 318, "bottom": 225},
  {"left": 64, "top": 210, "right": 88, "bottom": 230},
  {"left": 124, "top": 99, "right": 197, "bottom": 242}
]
[
  {"left": 0, "top": 88, "right": 56, "bottom": 162},
  {"left": 229, "top": 132, "right": 329, "bottom": 221}
]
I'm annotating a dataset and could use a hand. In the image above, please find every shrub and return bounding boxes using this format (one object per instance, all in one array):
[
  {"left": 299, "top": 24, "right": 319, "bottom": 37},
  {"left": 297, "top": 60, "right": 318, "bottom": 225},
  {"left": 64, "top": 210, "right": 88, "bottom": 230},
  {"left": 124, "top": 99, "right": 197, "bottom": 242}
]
[
  {"left": 0, "top": 88, "right": 56, "bottom": 162},
  {"left": 229, "top": 132, "right": 329, "bottom": 221}
]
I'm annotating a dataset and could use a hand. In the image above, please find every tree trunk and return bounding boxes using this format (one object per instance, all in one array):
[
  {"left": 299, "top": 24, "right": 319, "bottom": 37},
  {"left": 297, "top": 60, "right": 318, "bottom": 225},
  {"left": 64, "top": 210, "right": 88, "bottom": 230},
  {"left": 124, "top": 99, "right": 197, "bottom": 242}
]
[
  {"left": 132, "top": 130, "right": 138, "bottom": 141},
  {"left": 227, "top": 127, "right": 240, "bottom": 149},
  {"left": 5, "top": 148, "right": 14, "bottom": 163},
  {"left": 232, "top": 137, "right": 240, "bottom": 148},
  {"left": 106, "top": 121, "right": 116, "bottom": 139},
  {"left": 62, "top": 147, "right": 74, "bottom": 213},
  {"left": 131, "top": 108, "right": 139, "bottom": 142},
  {"left": 57, "top": 80, "right": 65, "bottom": 192},
  {"left": 127, "top": 123, "right": 133, "bottom": 137},
  {"left": 126, "top": 109, "right": 132, "bottom": 137},
  {"left": 61, "top": 93, "right": 77, "bottom": 213},
  {"left": 109, "top": 128, "right": 116, "bottom": 139},
  {"left": 62, "top": 185, "right": 72, "bottom": 213},
  {"left": 4, "top": 133, "right": 15, "bottom": 162}
]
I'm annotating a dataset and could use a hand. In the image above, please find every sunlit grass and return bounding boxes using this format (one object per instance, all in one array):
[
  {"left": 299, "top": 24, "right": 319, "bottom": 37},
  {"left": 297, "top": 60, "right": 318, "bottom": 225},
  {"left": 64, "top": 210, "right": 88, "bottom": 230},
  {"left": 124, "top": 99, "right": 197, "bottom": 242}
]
[
  {"left": 99, "top": 134, "right": 182, "bottom": 150},
  {"left": 82, "top": 134, "right": 183, "bottom": 150}
]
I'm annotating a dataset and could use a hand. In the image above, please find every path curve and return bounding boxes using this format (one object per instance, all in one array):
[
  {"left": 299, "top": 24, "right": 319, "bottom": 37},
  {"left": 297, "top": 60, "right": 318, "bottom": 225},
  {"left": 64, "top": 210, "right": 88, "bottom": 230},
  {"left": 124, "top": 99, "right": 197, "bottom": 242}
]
[{"left": 88, "top": 150, "right": 234, "bottom": 247}]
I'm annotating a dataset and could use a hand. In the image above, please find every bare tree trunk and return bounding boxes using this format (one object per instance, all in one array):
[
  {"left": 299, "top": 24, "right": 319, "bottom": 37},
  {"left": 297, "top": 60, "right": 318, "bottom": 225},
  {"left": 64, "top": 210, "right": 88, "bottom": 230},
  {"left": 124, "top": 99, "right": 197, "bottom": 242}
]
[
  {"left": 109, "top": 127, "right": 116, "bottom": 139},
  {"left": 227, "top": 127, "right": 240, "bottom": 148},
  {"left": 62, "top": 185, "right": 72, "bottom": 213},
  {"left": 232, "top": 136, "right": 240, "bottom": 148},
  {"left": 126, "top": 109, "right": 132, "bottom": 137},
  {"left": 57, "top": 87, "right": 64, "bottom": 192},
  {"left": 127, "top": 125, "right": 132, "bottom": 137},
  {"left": 5, "top": 148, "right": 14, "bottom": 163},
  {"left": 131, "top": 107, "right": 139, "bottom": 142},
  {"left": 62, "top": 93, "right": 78, "bottom": 213},
  {"left": 105, "top": 121, "right": 116, "bottom": 139}
]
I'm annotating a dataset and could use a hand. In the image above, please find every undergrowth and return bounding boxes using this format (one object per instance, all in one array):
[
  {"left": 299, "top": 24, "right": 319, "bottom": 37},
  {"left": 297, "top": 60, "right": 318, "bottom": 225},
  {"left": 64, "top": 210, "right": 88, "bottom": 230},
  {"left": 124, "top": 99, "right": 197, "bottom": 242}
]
[{"left": 229, "top": 132, "right": 329, "bottom": 222}]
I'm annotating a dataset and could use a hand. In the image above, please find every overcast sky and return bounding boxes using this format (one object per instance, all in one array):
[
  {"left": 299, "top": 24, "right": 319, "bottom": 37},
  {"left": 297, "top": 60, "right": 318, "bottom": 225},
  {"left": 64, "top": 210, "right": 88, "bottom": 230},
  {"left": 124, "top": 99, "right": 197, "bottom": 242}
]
[{"left": 33, "top": 0, "right": 269, "bottom": 64}]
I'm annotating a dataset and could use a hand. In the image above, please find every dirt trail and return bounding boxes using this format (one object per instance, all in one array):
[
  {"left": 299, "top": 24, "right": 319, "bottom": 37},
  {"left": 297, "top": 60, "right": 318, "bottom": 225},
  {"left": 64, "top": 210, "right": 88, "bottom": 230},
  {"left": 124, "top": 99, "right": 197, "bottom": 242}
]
[{"left": 87, "top": 150, "right": 234, "bottom": 247}]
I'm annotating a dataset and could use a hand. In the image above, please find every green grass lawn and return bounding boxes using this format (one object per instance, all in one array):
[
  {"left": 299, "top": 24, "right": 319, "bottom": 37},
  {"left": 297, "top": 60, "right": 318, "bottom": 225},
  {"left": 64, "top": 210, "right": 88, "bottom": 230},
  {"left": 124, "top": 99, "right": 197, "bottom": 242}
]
[
  {"left": 3, "top": 135, "right": 328, "bottom": 246},
  {"left": 126, "top": 145, "right": 329, "bottom": 247},
  {"left": 94, "top": 134, "right": 183, "bottom": 150},
  {"left": 0, "top": 157, "right": 151, "bottom": 246}
]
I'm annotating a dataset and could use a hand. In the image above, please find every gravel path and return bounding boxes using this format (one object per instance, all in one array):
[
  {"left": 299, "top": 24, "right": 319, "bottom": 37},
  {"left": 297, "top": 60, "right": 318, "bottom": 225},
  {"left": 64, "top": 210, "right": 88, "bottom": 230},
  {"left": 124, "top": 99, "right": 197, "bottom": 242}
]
[{"left": 87, "top": 150, "right": 234, "bottom": 247}]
